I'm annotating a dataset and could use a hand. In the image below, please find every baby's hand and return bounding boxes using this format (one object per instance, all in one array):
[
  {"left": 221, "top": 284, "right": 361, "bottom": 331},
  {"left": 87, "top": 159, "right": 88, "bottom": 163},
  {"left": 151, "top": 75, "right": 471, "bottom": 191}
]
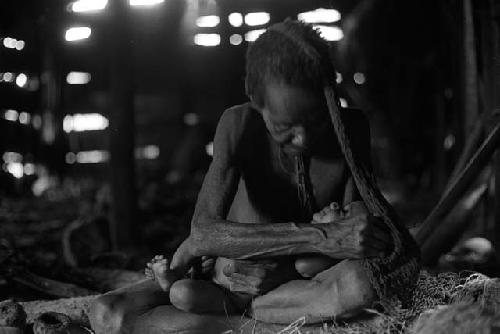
[{"left": 312, "top": 202, "right": 344, "bottom": 224}]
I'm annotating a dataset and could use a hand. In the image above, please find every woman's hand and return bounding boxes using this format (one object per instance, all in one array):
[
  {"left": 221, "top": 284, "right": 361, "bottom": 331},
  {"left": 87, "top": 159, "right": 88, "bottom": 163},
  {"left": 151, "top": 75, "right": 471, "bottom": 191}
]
[
  {"left": 315, "top": 213, "right": 393, "bottom": 259},
  {"left": 170, "top": 236, "right": 198, "bottom": 276}
]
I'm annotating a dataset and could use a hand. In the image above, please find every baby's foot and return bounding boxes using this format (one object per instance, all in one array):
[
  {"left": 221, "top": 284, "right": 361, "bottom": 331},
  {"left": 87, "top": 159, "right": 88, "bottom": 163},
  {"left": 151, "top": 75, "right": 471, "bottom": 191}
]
[
  {"left": 312, "top": 202, "right": 344, "bottom": 223},
  {"left": 145, "top": 255, "right": 174, "bottom": 291}
]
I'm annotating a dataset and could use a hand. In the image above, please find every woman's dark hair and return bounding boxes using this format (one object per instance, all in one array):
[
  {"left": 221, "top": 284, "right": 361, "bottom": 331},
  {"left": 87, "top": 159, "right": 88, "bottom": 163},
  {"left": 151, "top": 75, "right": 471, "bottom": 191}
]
[{"left": 245, "top": 19, "right": 336, "bottom": 107}]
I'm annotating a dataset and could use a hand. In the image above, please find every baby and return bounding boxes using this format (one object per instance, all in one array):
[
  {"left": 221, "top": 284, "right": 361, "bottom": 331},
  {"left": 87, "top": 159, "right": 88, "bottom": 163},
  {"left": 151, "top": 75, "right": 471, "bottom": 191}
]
[{"left": 145, "top": 201, "right": 367, "bottom": 314}]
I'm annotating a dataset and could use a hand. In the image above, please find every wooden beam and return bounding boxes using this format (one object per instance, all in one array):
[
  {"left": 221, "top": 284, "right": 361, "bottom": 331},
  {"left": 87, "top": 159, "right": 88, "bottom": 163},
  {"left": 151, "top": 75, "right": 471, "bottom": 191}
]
[
  {"left": 416, "top": 121, "right": 500, "bottom": 245},
  {"left": 462, "top": 0, "right": 480, "bottom": 136},
  {"left": 420, "top": 180, "right": 488, "bottom": 265},
  {"left": 107, "top": 0, "right": 137, "bottom": 250}
]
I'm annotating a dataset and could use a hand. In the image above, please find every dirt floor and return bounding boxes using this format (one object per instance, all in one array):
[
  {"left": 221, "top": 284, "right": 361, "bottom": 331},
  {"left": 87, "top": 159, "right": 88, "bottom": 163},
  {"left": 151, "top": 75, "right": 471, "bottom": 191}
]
[{"left": 1, "top": 178, "right": 499, "bottom": 333}]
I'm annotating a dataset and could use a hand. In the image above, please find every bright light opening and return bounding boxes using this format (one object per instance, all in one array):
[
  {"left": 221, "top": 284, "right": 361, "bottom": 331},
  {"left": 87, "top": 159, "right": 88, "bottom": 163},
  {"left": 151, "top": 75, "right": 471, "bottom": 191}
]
[
  {"left": 4, "top": 109, "right": 19, "bottom": 122},
  {"left": 228, "top": 13, "right": 243, "bottom": 27},
  {"left": 339, "top": 98, "right": 348, "bottom": 108},
  {"left": 76, "top": 150, "right": 109, "bottom": 163},
  {"left": 3, "top": 72, "right": 14, "bottom": 82},
  {"left": 65, "top": 152, "right": 76, "bottom": 164},
  {"left": 136, "top": 145, "right": 160, "bottom": 159},
  {"left": 24, "top": 163, "right": 35, "bottom": 175},
  {"left": 129, "top": 0, "right": 164, "bottom": 6},
  {"left": 298, "top": 8, "right": 341, "bottom": 24},
  {"left": 16, "top": 73, "right": 28, "bottom": 88},
  {"left": 336, "top": 72, "right": 343, "bottom": 84},
  {"left": 32, "top": 115, "right": 42, "bottom": 129},
  {"left": 71, "top": 0, "right": 108, "bottom": 12},
  {"left": 27, "top": 77, "right": 40, "bottom": 91},
  {"left": 194, "top": 34, "right": 220, "bottom": 47},
  {"left": 66, "top": 72, "right": 91, "bottom": 85},
  {"left": 183, "top": 113, "right": 199, "bottom": 126},
  {"left": 3, "top": 152, "right": 22, "bottom": 163},
  {"left": 15, "top": 40, "right": 25, "bottom": 50},
  {"left": 65, "top": 27, "right": 92, "bottom": 42},
  {"left": 206, "top": 142, "right": 214, "bottom": 157},
  {"left": 229, "top": 34, "right": 243, "bottom": 45},
  {"left": 245, "top": 29, "right": 266, "bottom": 42},
  {"left": 63, "top": 113, "right": 109, "bottom": 132},
  {"left": 6, "top": 162, "right": 23, "bottom": 178},
  {"left": 444, "top": 134, "right": 456, "bottom": 150},
  {"left": 244, "top": 12, "right": 270, "bottom": 26},
  {"left": 314, "top": 25, "right": 343, "bottom": 41},
  {"left": 353, "top": 72, "right": 366, "bottom": 84},
  {"left": 196, "top": 15, "right": 220, "bottom": 28},
  {"left": 2, "top": 37, "right": 17, "bottom": 49},
  {"left": 19, "top": 112, "right": 30, "bottom": 124}
]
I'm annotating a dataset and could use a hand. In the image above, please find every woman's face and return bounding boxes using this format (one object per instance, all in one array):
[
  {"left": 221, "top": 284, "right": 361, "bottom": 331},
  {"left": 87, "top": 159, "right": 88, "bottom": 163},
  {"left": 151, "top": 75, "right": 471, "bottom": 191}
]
[{"left": 260, "top": 80, "right": 330, "bottom": 155}]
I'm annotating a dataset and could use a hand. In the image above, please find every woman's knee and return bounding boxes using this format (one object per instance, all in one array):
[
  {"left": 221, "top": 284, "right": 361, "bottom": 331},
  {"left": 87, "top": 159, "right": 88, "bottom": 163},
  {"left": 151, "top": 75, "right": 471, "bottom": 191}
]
[
  {"left": 329, "top": 260, "right": 376, "bottom": 316},
  {"left": 169, "top": 279, "right": 198, "bottom": 313}
]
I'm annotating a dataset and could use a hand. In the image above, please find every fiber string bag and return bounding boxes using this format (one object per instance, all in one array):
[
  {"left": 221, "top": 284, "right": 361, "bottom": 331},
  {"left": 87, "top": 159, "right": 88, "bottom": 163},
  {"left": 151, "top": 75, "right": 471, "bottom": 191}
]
[{"left": 268, "top": 20, "right": 421, "bottom": 311}]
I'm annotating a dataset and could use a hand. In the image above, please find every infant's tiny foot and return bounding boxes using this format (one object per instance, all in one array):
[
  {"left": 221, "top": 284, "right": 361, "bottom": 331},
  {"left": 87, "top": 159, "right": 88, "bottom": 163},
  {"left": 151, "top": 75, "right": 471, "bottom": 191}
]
[{"left": 147, "top": 255, "right": 171, "bottom": 291}]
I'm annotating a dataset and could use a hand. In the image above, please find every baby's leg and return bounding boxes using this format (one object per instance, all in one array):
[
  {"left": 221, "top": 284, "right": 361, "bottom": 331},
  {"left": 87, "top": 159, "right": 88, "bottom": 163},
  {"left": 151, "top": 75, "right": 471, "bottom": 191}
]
[
  {"left": 169, "top": 279, "right": 251, "bottom": 315},
  {"left": 295, "top": 255, "right": 339, "bottom": 278}
]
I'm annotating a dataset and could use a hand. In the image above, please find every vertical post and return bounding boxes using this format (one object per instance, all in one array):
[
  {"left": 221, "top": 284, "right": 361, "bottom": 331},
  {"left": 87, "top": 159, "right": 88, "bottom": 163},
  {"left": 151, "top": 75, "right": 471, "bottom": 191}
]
[
  {"left": 39, "top": 4, "right": 66, "bottom": 177},
  {"left": 462, "top": 0, "right": 479, "bottom": 135},
  {"left": 491, "top": 0, "right": 500, "bottom": 263},
  {"left": 107, "top": 0, "right": 137, "bottom": 250}
]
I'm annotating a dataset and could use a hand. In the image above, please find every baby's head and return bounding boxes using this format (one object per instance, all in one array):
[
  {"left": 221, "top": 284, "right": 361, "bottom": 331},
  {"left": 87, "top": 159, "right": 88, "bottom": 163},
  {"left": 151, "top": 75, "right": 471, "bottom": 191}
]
[{"left": 245, "top": 20, "right": 338, "bottom": 154}]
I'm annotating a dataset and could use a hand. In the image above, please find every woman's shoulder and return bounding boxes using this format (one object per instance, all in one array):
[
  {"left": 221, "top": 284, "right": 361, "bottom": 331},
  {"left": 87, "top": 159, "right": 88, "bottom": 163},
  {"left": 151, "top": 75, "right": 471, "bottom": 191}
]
[{"left": 220, "top": 102, "right": 262, "bottom": 129}]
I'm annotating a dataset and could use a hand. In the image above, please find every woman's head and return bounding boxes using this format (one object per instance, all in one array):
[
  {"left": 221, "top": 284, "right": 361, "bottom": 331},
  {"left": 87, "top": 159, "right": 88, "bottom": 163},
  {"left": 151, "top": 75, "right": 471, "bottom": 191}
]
[{"left": 245, "top": 20, "right": 337, "bottom": 154}]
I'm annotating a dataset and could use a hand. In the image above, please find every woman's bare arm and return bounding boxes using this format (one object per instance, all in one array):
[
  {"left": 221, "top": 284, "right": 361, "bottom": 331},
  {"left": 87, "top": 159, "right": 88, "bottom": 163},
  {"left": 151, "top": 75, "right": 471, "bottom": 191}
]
[{"left": 170, "top": 108, "right": 389, "bottom": 273}]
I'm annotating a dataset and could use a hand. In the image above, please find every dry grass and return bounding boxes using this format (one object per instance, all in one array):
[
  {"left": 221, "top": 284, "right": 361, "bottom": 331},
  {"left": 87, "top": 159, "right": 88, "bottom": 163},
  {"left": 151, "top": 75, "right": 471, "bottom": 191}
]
[{"left": 243, "top": 271, "right": 500, "bottom": 334}]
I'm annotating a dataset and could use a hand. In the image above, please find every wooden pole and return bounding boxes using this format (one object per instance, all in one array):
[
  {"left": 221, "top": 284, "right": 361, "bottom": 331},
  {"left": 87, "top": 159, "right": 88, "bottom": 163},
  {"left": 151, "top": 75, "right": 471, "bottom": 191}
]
[
  {"left": 107, "top": 0, "right": 137, "bottom": 250},
  {"left": 420, "top": 181, "right": 488, "bottom": 265},
  {"left": 462, "top": 0, "right": 480, "bottom": 136},
  {"left": 490, "top": 0, "right": 500, "bottom": 265},
  {"left": 416, "top": 121, "right": 500, "bottom": 245},
  {"left": 445, "top": 119, "right": 483, "bottom": 193}
]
